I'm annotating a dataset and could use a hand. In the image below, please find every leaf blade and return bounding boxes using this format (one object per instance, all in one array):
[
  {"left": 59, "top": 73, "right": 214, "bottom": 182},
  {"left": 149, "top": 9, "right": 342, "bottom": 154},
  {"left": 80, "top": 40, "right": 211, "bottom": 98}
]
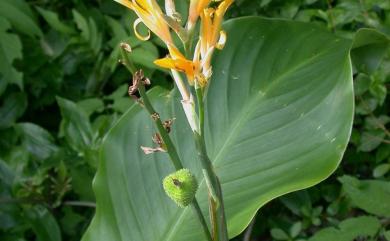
[{"left": 82, "top": 17, "right": 355, "bottom": 241}]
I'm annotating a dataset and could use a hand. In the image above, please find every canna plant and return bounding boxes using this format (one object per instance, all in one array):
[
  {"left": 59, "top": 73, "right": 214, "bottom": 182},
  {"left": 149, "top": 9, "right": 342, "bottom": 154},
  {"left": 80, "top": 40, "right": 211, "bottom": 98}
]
[{"left": 78, "top": 0, "right": 381, "bottom": 241}]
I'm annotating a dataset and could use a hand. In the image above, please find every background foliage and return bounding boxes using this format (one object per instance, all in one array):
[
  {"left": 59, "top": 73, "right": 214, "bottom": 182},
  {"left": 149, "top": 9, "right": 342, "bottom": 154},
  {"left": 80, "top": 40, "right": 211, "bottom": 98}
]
[{"left": 0, "top": 0, "right": 389, "bottom": 241}]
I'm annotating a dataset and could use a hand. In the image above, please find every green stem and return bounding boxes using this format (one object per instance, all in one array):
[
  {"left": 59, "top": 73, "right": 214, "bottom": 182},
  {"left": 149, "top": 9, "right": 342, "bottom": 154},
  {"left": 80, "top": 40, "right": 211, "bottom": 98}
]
[
  {"left": 194, "top": 88, "right": 229, "bottom": 241},
  {"left": 120, "top": 46, "right": 137, "bottom": 75},
  {"left": 195, "top": 87, "right": 205, "bottom": 136},
  {"left": 138, "top": 85, "right": 182, "bottom": 170},
  {"left": 137, "top": 85, "right": 212, "bottom": 241},
  {"left": 194, "top": 132, "right": 228, "bottom": 241},
  {"left": 183, "top": 27, "right": 195, "bottom": 59}
]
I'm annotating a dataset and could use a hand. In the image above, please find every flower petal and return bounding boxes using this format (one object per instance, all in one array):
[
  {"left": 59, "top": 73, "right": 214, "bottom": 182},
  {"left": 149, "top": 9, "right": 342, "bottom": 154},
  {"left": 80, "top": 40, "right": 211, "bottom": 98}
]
[{"left": 133, "top": 18, "right": 151, "bottom": 41}]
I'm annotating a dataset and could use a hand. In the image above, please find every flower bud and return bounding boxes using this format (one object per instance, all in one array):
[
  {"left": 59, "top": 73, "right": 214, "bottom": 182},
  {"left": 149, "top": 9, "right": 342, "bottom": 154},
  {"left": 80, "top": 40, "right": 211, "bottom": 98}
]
[{"left": 163, "top": 169, "right": 198, "bottom": 208}]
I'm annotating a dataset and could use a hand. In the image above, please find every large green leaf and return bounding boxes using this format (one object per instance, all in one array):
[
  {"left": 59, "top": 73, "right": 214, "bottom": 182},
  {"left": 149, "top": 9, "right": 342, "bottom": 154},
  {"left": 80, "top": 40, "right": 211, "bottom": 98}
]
[{"left": 82, "top": 17, "right": 354, "bottom": 241}]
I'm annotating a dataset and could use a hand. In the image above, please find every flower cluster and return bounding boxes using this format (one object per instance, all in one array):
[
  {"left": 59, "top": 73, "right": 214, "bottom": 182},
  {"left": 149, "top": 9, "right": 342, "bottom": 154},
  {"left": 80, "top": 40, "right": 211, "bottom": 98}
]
[{"left": 115, "top": 0, "right": 233, "bottom": 88}]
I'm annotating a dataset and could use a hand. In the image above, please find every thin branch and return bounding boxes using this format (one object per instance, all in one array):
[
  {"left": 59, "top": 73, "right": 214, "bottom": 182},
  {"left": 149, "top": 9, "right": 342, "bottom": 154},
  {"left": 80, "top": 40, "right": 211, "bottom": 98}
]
[
  {"left": 243, "top": 216, "right": 256, "bottom": 241},
  {"left": 137, "top": 84, "right": 212, "bottom": 241},
  {"left": 327, "top": 0, "right": 336, "bottom": 32}
]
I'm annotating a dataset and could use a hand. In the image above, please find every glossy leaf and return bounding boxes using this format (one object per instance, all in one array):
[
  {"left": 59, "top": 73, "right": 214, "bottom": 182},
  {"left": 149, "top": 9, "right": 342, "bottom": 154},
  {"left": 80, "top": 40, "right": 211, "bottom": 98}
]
[{"left": 82, "top": 17, "right": 354, "bottom": 241}]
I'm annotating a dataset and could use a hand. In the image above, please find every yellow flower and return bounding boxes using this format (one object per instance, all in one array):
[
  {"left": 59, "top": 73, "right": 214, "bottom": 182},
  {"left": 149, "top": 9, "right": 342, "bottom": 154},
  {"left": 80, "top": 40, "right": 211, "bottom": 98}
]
[
  {"left": 196, "top": 0, "right": 233, "bottom": 84},
  {"left": 115, "top": 0, "right": 233, "bottom": 88},
  {"left": 200, "top": 0, "right": 233, "bottom": 54},
  {"left": 114, "top": 0, "right": 173, "bottom": 44},
  {"left": 187, "top": 0, "right": 213, "bottom": 29},
  {"left": 155, "top": 0, "right": 233, "bottom": 88},
  {"left": 154, "top": 45, "right": 198, "bottom": 84}
]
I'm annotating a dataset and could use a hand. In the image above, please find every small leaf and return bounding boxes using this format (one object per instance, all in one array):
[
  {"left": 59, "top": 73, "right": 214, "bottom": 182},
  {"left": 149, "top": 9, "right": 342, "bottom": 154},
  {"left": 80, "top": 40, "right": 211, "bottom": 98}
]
[
  {"left": 25, "top": 205, "right": 62, "bottom": 241},
  {"left": 72, "top": 9, "right": 102, "bottom": 54},
  {"left": 0, "top": 92, "right": 27, "bottom": 129},
  {"left": 351, "top": 28, "right": 390, "bottom": 74},
  {"left": 290, "top": 222, "right": 302, "bottom": 238},
  {"left": 271, "top": 228, "right": 290, "bottom": 240},
  {"left": 384, "top": 230, "right": 390, "bottom": 241},
  {"left": 70, "top": 165, "right": 95, "bottom": 201},
  {"left": 56, "top": 96, "right": 94, "bottom": 153},
  {"left": 60, "top": 207, "right": 86, "bottom": 236},
  {"left": 0, "top": 158, "right": 14, "bottom": 188},
  {"left": 364, "top": 115, "right": 390, "bottom": 131},
  {"left": 77, "top": 98, "right": 104, "bottom": 117},
  {"left": 72, "top": 10, "right": 90, "bottom": 41},
  {"left": 36, "top": 7, "right": 75, "bottom": 34},
  {"left": 339, "top": 175, "right": 390, "bottom": 217},
  {"left": 308, "top": 216, "right": 381, "bottom": 241},
  {"left": 17, "top": 122, "right": 59, "bottom": 160},
  {"left": 369, "top": 79, "right": 387, "bottom": 105},
  {"left": 280, "top": 190, "right": 312, "bottom": 216},
  {"left": 353, "top": 73, "right": 371, "bottom": 96},
  {"left": 0, "top": 17, "right": 23, "bottom": 90},
  {"left": 376, "top": 145, "right": 390, "bottom": 163},
  {"left": 0, "top": 0, "right": 42, "bottom": 37},
  {"left": 358, "top": 130, "right": 385, "bottom": 152},
  {"left": 373, "top": 164, "right": 390, "bottom": 178}
]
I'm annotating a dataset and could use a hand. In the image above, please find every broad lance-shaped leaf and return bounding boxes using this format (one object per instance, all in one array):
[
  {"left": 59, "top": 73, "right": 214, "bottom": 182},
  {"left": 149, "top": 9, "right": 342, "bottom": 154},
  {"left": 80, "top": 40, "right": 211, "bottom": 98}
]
[{"left": 82, "top": 17, "right": 354, "bottom": 241}]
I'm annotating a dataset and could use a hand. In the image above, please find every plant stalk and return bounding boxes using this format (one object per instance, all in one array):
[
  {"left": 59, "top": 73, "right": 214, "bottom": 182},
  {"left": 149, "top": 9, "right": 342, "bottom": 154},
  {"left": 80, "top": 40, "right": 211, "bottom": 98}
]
[
  {"left": 183, "top": 26, "right": 196, "bottom": 59},
  {"left": 194, "top": 87, "right": 229, "bottom": 241},
  {"left": 120, "top": 45, "right": 137, "bottom": 75},
  {"left": 138, "top": 85, "right": 183, "bottom": 170},
  {"left": 137, "top": 84, "right": 212, "bottom": 241},
  {"left": 121, "top": 47, "right": 211, "bottom": 240},
  {"left": 194, "top": 132, "right": 229, "bottom": 241}
]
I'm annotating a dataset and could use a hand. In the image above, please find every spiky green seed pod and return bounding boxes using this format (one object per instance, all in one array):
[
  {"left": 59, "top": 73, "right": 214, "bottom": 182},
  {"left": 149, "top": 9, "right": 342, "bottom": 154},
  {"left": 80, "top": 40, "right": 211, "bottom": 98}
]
[{"left": 163, "top": 169, "right": 198, "bottom": 208}]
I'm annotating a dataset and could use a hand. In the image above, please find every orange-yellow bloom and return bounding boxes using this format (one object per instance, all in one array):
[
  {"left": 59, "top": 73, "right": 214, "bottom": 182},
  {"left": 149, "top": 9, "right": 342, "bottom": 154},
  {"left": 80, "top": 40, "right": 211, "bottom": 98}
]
[
  {"left": 115, "top": 0, "right": 233, "bottom": 89},
  {"left": 114, "top": 0, "right": 173, "bottom": 44},
  {"left": 156, "top": 0, "right": 234, "bottom": 88},
  {"left": 200, "top": 0, "right": 233, "bottom": 55},
  {"left": 197, "top": 0, "right": 233, "bottom": 80},
  {"left": 188, "top": 0, "right": 213, "bottom": 29},
  {"left": 154, "top": 45, "right": 198, "bottom": 84}
]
